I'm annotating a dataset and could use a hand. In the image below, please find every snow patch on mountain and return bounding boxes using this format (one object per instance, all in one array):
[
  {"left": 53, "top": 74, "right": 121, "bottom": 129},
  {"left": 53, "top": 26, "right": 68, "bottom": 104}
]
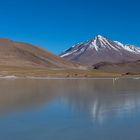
[{"left": 60, "top": 49, "right": 77, "bottom": 57}]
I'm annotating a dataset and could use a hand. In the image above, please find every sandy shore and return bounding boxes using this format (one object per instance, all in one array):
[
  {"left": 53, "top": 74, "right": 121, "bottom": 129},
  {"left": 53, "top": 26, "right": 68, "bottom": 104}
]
[{"left": 0, "top": 75, "right": 140, "bottom": 80}]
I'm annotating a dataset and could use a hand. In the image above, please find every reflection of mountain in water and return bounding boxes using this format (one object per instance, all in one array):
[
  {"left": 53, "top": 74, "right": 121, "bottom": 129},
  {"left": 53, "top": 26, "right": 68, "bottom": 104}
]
[
  {"left": 89, "top": 92, "right": 140, "bottom": 123},
  {"left": 0, "top": 79, "right": 140, "bottom": 122},
  {"left": 59, "top": 79, "right": 140, "bottom": 123}
]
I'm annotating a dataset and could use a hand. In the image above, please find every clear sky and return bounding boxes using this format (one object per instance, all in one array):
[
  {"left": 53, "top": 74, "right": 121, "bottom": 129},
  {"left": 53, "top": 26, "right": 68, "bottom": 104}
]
[{"left": 0, "top": 0, "right": 140, "bottom": 54}]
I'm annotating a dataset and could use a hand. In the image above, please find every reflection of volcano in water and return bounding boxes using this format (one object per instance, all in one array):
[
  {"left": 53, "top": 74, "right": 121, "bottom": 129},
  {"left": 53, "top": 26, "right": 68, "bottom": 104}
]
[
  {"left": 0, "top": 78, "right": 140, "bottom": 122},
  {"left": 59, "top": 78, "right": 140, "bottom": 123},
  {"left": 89, "top": 93, "right": 140, "bottom": 123}
]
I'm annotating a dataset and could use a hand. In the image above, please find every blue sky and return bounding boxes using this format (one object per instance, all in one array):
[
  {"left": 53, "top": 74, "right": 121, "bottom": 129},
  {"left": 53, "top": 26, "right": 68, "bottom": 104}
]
[{"left": 0, "top": 0, "right": 140, "bottom": 54}]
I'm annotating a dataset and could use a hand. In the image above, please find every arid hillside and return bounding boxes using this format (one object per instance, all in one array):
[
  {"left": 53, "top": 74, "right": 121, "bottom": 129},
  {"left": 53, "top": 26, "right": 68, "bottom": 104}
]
[{"left": 0, "top": 38, "right": 82, "bottom": 69}]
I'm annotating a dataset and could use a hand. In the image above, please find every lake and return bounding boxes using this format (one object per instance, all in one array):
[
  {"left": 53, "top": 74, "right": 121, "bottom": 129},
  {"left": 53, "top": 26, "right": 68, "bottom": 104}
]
[{"left": 0, "top": 78, "right": 140, "bottom": 140}]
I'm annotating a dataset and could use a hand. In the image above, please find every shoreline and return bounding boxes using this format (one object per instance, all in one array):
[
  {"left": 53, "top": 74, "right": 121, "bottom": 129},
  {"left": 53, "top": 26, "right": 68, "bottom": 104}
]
[{"left": 0, "top": 75, "right": 140, "bottom": 80}]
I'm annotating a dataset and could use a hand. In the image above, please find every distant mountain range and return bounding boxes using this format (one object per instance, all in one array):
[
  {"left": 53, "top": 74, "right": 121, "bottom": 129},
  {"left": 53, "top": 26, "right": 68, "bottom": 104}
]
[
  {"left": 60, "top": 35, "right": 140, "bottom": 73},
  {"left": 0, "top": 36, "right": 139, "bottom": 77}
]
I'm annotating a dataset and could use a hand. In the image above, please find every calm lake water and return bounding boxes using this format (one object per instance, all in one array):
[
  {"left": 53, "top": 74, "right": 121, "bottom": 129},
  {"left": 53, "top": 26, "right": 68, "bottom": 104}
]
[{"left": 0, "top": 78, "right": 140, "bottom": 140}]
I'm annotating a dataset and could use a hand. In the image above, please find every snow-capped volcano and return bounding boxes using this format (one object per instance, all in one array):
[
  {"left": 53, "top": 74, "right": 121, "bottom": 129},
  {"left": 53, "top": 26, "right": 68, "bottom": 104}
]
[{"left": 60, "top": 35, "right": 140, "bottom": 65}]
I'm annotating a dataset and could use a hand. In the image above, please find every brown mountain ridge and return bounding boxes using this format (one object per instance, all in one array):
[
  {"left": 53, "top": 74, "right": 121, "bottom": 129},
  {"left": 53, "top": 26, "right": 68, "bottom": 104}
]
[{"left": 0, "top": 38, "right": 80, "bottom": 69}]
